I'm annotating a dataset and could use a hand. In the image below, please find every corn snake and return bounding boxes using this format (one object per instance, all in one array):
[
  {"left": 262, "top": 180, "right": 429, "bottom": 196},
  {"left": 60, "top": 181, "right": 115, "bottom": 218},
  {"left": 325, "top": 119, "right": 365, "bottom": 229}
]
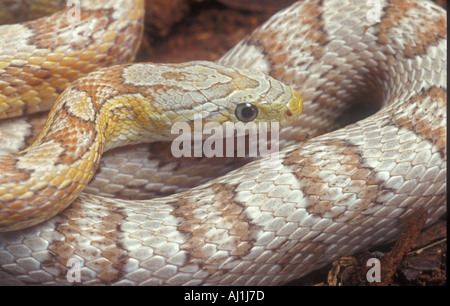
[{"left": 0, "top": 0, "right": 447, "bottom": 285}]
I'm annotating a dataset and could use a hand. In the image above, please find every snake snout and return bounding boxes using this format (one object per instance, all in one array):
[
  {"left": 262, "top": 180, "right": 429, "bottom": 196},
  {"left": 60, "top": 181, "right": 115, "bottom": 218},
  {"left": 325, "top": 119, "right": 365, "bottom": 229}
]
[{"left": 284, "top": 88, "right": 303, "bottom": 122}]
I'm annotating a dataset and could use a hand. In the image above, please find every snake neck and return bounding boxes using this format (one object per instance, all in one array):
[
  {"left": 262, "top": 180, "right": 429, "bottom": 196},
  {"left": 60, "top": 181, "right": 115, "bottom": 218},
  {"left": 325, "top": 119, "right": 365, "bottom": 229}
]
[
  {"left": 0, "top": 127, "right": 105, "bottom": 231},
  {"left": 0, "top": 84, "right": 159, "bottom": 232}
]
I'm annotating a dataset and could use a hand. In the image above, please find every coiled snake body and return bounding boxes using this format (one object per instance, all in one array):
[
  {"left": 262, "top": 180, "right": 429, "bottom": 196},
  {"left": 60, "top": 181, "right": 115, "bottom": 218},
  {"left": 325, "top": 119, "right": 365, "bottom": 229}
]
[{"left": 0, "top": 0, "right": 447, "bottom": 285}]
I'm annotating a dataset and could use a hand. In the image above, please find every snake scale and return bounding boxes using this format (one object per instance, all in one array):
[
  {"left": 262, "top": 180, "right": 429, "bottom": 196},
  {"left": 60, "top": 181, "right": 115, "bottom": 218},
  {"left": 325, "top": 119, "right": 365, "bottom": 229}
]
[{"left": 0, "top": 0, "right": 447, "bottom": 285}]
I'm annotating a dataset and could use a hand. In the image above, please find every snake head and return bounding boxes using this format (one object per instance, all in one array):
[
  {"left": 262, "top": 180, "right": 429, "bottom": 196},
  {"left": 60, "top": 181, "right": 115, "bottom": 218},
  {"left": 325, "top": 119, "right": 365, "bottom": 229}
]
[
  {"left": 186, "top": 62, "right": 303, "bottom": 128},
  {"left": 227, "top": 67, "right": 303, "bottom": 126},
  {"left": 96, "top": 61, "right": 303, "bottom": 145},
  {"left": 122, "top": 61, "right": 302, "bottom": 127}
]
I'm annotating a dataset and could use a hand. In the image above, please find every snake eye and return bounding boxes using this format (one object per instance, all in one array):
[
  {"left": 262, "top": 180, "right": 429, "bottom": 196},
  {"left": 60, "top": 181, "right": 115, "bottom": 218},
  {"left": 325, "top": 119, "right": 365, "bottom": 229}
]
[{"left": 235, "top": 103, "right": 258, "bottom": 122}]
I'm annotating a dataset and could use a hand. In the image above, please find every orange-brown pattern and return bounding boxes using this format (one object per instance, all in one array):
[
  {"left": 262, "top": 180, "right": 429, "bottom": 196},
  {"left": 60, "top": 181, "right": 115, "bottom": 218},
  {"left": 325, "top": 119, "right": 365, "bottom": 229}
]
[
  {"left": 0, "top": 0, "right": 144, "bottom": 118},
  {"left": 0, "top": 60, "right": 302, "bottom": 231},
  {"left": 0, "top": 0, "right": 446, "bottom": 286}
]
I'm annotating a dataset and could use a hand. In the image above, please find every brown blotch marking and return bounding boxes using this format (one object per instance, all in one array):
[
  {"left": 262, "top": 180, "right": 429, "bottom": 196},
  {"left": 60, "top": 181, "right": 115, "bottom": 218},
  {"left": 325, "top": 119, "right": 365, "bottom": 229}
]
[
  {"left": 376, "top": 0, "right": 417, "bottom": 45},
  {"left": 246, "top": 0, "right": 328, "bottom": 80},
  {"left": 218, "top": 67, "right": 260, "bottom": 92},
  {"left": 44, "top": 218, "right": 80, "bottom": 273},
  {"left": 48, "top": 241, "right": 74, "bottom": 258},
  {"left": 0, "top": 154, "right": 34, "bottom": 184},
  {"left": 3, "top": 3, "right": 142, "bottom": 118},
  {"left": 376, "top": 0, "right": 446, "bottom": 58},
  {"left": 140, "top": 83, "right": 190, "bottom": 108},
  {"left": 0, "top": 65, "right": 57, "bottom": 116},
  {"left": 207, "top": 81, "right": 242, "bottom": 102},
  {"left": 70, "top": 65, "right": 131, "bottom": 112},
  {"left": 171, "top": 183, "right": 260, "bottom": 280},
  {"left": 90, "top": 201, "right": 128, "bottom": 284},
  {"left": 390, "top": 86, "right": 447, "bottom": 159},
  {"left": 295, "top": 0, "right": 328, "bottom": 56},
  {"left": 44, "top": 198, "right": 128, "bottom": 284},
  {"left": 161, "top": 71, "right": 186, "bottom": 82},
  {"left": 26, "top": 8, "right": 114, "bottom": 50},
  {"left": 283, "top": 139, "right": 393, "bottom": 221},
  {"left": 71, "top": 65, "right": 155, "bottom": 113},
  {"left": 1, "top": 65, "right": 52, "bottom": 87},
  {"left": 23, "top": 113, "right": 48, "bottom": 147},
  {"left": 38, "top": 108, "right": 97, "bottom": 165}
]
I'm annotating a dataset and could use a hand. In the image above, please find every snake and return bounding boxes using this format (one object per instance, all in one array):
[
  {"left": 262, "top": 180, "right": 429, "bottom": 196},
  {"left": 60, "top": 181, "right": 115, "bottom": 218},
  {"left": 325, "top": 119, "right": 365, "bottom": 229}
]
[{"left": 0, "top": 0, "right": 446, "bottom": 285}]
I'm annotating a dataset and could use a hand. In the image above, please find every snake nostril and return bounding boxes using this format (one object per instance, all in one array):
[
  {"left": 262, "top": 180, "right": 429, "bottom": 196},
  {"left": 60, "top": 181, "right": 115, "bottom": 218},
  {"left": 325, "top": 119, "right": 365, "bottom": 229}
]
[{"left": 285, "top": 110, "right": 292, "bottom": 119}]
